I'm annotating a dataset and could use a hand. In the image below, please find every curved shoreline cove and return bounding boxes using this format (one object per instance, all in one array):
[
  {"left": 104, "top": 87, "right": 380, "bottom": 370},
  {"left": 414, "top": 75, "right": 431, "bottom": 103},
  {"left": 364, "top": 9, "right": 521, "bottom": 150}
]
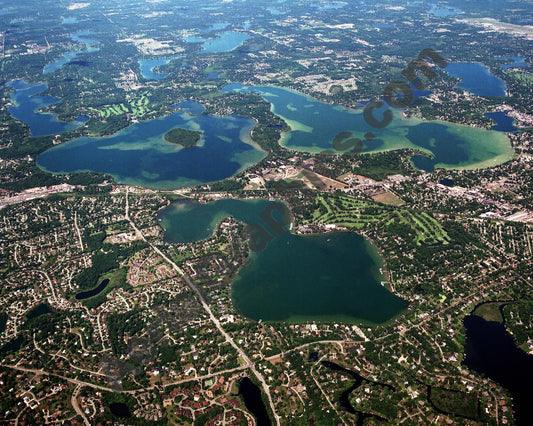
[
  {"left": 138, "top": 56, "right": 182, "bottom": 80},
  {"left": 158, "top": 200, "right": 405, "bottom": 323},
  {"left": 158, "top": 198, "right": 290, "bottom": 244},
  {"left": 43, "top": 31, "right": 100, "bottom": 75},
  {"left": 496, "top": 56, "right": 528, "bottom": 69},
  {"left": 232, "top": 232, "right": 408, "bottom": 323},
  {"left": 485, "top": 111, "right": 518, "bottom": 132},
  {"left": 75, "top": 278, "right": 109, "bottom": 300},
  {"left": 239, "top": 378, "right": 271, "bottom": 426},
  {"left": 463, "top": 305, "right": 533, "bottom": 424},
  {"left": 445, "top": 62, "right": 507, "bottom": 97},
  {"left": 183, "top": 31, "right": 250, "bottom": 53},
  {"left": 223, "top": 84, "right": 513, "bottom": 171},
  {"left": 7, "top": 79, "right": 89, "bottom": 137},
  {"left": 37, "top": 101, "right": 265, "bottom": 190}
]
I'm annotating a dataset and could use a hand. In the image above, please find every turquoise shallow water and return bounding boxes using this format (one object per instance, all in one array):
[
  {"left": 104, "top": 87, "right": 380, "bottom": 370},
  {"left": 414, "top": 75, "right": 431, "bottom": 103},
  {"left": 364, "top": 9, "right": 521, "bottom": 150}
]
[
  {"left": 11, "top": 74, "right": 514, "bottom": 189},
  {"left": 223, "top": 84, "right": 514, "bottom": 171}
]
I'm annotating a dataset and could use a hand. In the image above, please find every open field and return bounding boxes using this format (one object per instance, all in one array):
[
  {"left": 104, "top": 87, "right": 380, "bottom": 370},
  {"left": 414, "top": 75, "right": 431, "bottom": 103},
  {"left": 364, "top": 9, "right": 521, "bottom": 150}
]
[
  {"left": 393, "top": 210, "right": 450, "bottom": 246},
  {"left": 473, "top": 303, "right": 504, "bottom": 323},
  {"left": 311, "top": 194, "right": 390, "bottom": 229},
  {"left": 311, "top": 194, "right": 449, "bottom": 245},
  {"left": 88, "top": 93, "right": 152, "bottom": 119},
  {"left": 372, "top": 191, "right": 405, "bottom": 206}
]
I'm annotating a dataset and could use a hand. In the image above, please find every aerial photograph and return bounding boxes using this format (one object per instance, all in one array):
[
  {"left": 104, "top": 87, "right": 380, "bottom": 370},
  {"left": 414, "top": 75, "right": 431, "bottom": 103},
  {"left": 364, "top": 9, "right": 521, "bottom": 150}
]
[{"left": 0, "top": 0, "right": 532, "bottom": 424}]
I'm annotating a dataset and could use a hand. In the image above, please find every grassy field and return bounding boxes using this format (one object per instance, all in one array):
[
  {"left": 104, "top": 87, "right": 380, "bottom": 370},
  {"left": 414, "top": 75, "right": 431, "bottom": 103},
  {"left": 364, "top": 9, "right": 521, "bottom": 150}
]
[
  {"left": 372, "top": 191, "right": 405, "bottom": 206},
  {"left": 392, "top": 210, "right": 450, "bottom": 246},
  {"left": 504, "top": 70, "right": 533, "bottom": 87},
  {"left": 311, "top": 194, "right": 389, "bottom": 229},
  {"left": 473, "top": 303, "right": 504, "bottom": 323},
  {"left": 88, "top": 93, "right": 152, "bottom": 119},
  {"left": 310, "top": 194, "right": 449, "bottom": 245}
]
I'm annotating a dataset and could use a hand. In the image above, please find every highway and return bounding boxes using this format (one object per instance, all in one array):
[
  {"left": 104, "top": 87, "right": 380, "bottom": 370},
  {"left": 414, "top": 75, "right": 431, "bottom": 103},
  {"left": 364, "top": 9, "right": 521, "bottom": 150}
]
[{"left": 125, "top": 189, "right": 281, "bottom": 425}]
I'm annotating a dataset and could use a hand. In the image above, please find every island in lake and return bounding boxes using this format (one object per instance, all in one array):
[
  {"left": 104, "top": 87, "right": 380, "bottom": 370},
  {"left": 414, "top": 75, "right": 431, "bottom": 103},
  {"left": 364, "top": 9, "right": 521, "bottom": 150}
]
[
  {"left": 36, "top": 101, "right": 265, "bottom": 190},
  {"left": 164, "top": 128, "right": 202, "bottom": 149}
]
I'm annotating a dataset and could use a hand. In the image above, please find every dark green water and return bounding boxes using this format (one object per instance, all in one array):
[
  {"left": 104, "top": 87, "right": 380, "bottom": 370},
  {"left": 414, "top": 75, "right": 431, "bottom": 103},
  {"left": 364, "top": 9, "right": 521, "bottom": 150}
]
[
  {"left": 223, "top": 84, "right": 513, "bottom": 171},
  {"left": 239, "top": 377, "right": 271, "bottom": 426},
  {"left": 0, "top": 335, "right": 24, "bottom": 357},
  {"left": 232, "top": 232, "right": 407, "bottom": 324},
  {"left": 0, "top": 313, "right": 7, "bottom": 333},
  {"left": 26, "top": 303, "right": 53, "bottom": 320},
  {"left": 158, "top": 198, "right": 289, "bottom": 243},
  {"left": 75, "top": 278, "right": 110, "bottom": 300},
  {"left": 159, "top": 199, "right": 405, "bottom": 323},
  {"left": 463, "top": 305, "right": 533, "bottom": 424},
  {"left": 109, "top": 402, "right": 131, "bottom": 418}
]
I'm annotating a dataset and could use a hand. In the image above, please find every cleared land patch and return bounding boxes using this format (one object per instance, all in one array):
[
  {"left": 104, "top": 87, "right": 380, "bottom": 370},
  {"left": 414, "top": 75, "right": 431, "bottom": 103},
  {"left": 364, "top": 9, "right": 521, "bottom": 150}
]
[
  {"left": 372, "top": 191, "right": 405, "bottom": 206},
  {"left": 311, "top": 193, "right": 450, "bottom": 246}
]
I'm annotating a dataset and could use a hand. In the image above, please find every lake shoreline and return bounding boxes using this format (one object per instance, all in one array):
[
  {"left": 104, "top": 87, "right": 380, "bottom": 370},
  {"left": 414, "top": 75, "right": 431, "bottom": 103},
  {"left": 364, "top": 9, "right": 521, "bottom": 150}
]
[
  {"left": 229, "top": 84, "right": 514, "bottom": 172},
  {"left": 231, "top": 231, "right": 408, "bottom": 324}
]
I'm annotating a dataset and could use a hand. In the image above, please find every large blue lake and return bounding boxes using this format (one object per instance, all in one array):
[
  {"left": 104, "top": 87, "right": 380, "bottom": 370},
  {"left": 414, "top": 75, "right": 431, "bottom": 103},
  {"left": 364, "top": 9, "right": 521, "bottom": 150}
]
[
  {"left": 7, "top": 79, "right": 89, "bottom": 137},
  {"left": 446, "top": 63, "right": 507, "bottom": 97},
  {"left": 223, "top": 84, "right": 513, "bottom": 171},
  {"left": 485, "top": 111, "right": 518, "bottom": 132},
  {"left": 37, "top": 101, "right": 265, "bottom": 189},
  {"left": 184, "top": 31, "right": 250, "bottom": 53}
]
